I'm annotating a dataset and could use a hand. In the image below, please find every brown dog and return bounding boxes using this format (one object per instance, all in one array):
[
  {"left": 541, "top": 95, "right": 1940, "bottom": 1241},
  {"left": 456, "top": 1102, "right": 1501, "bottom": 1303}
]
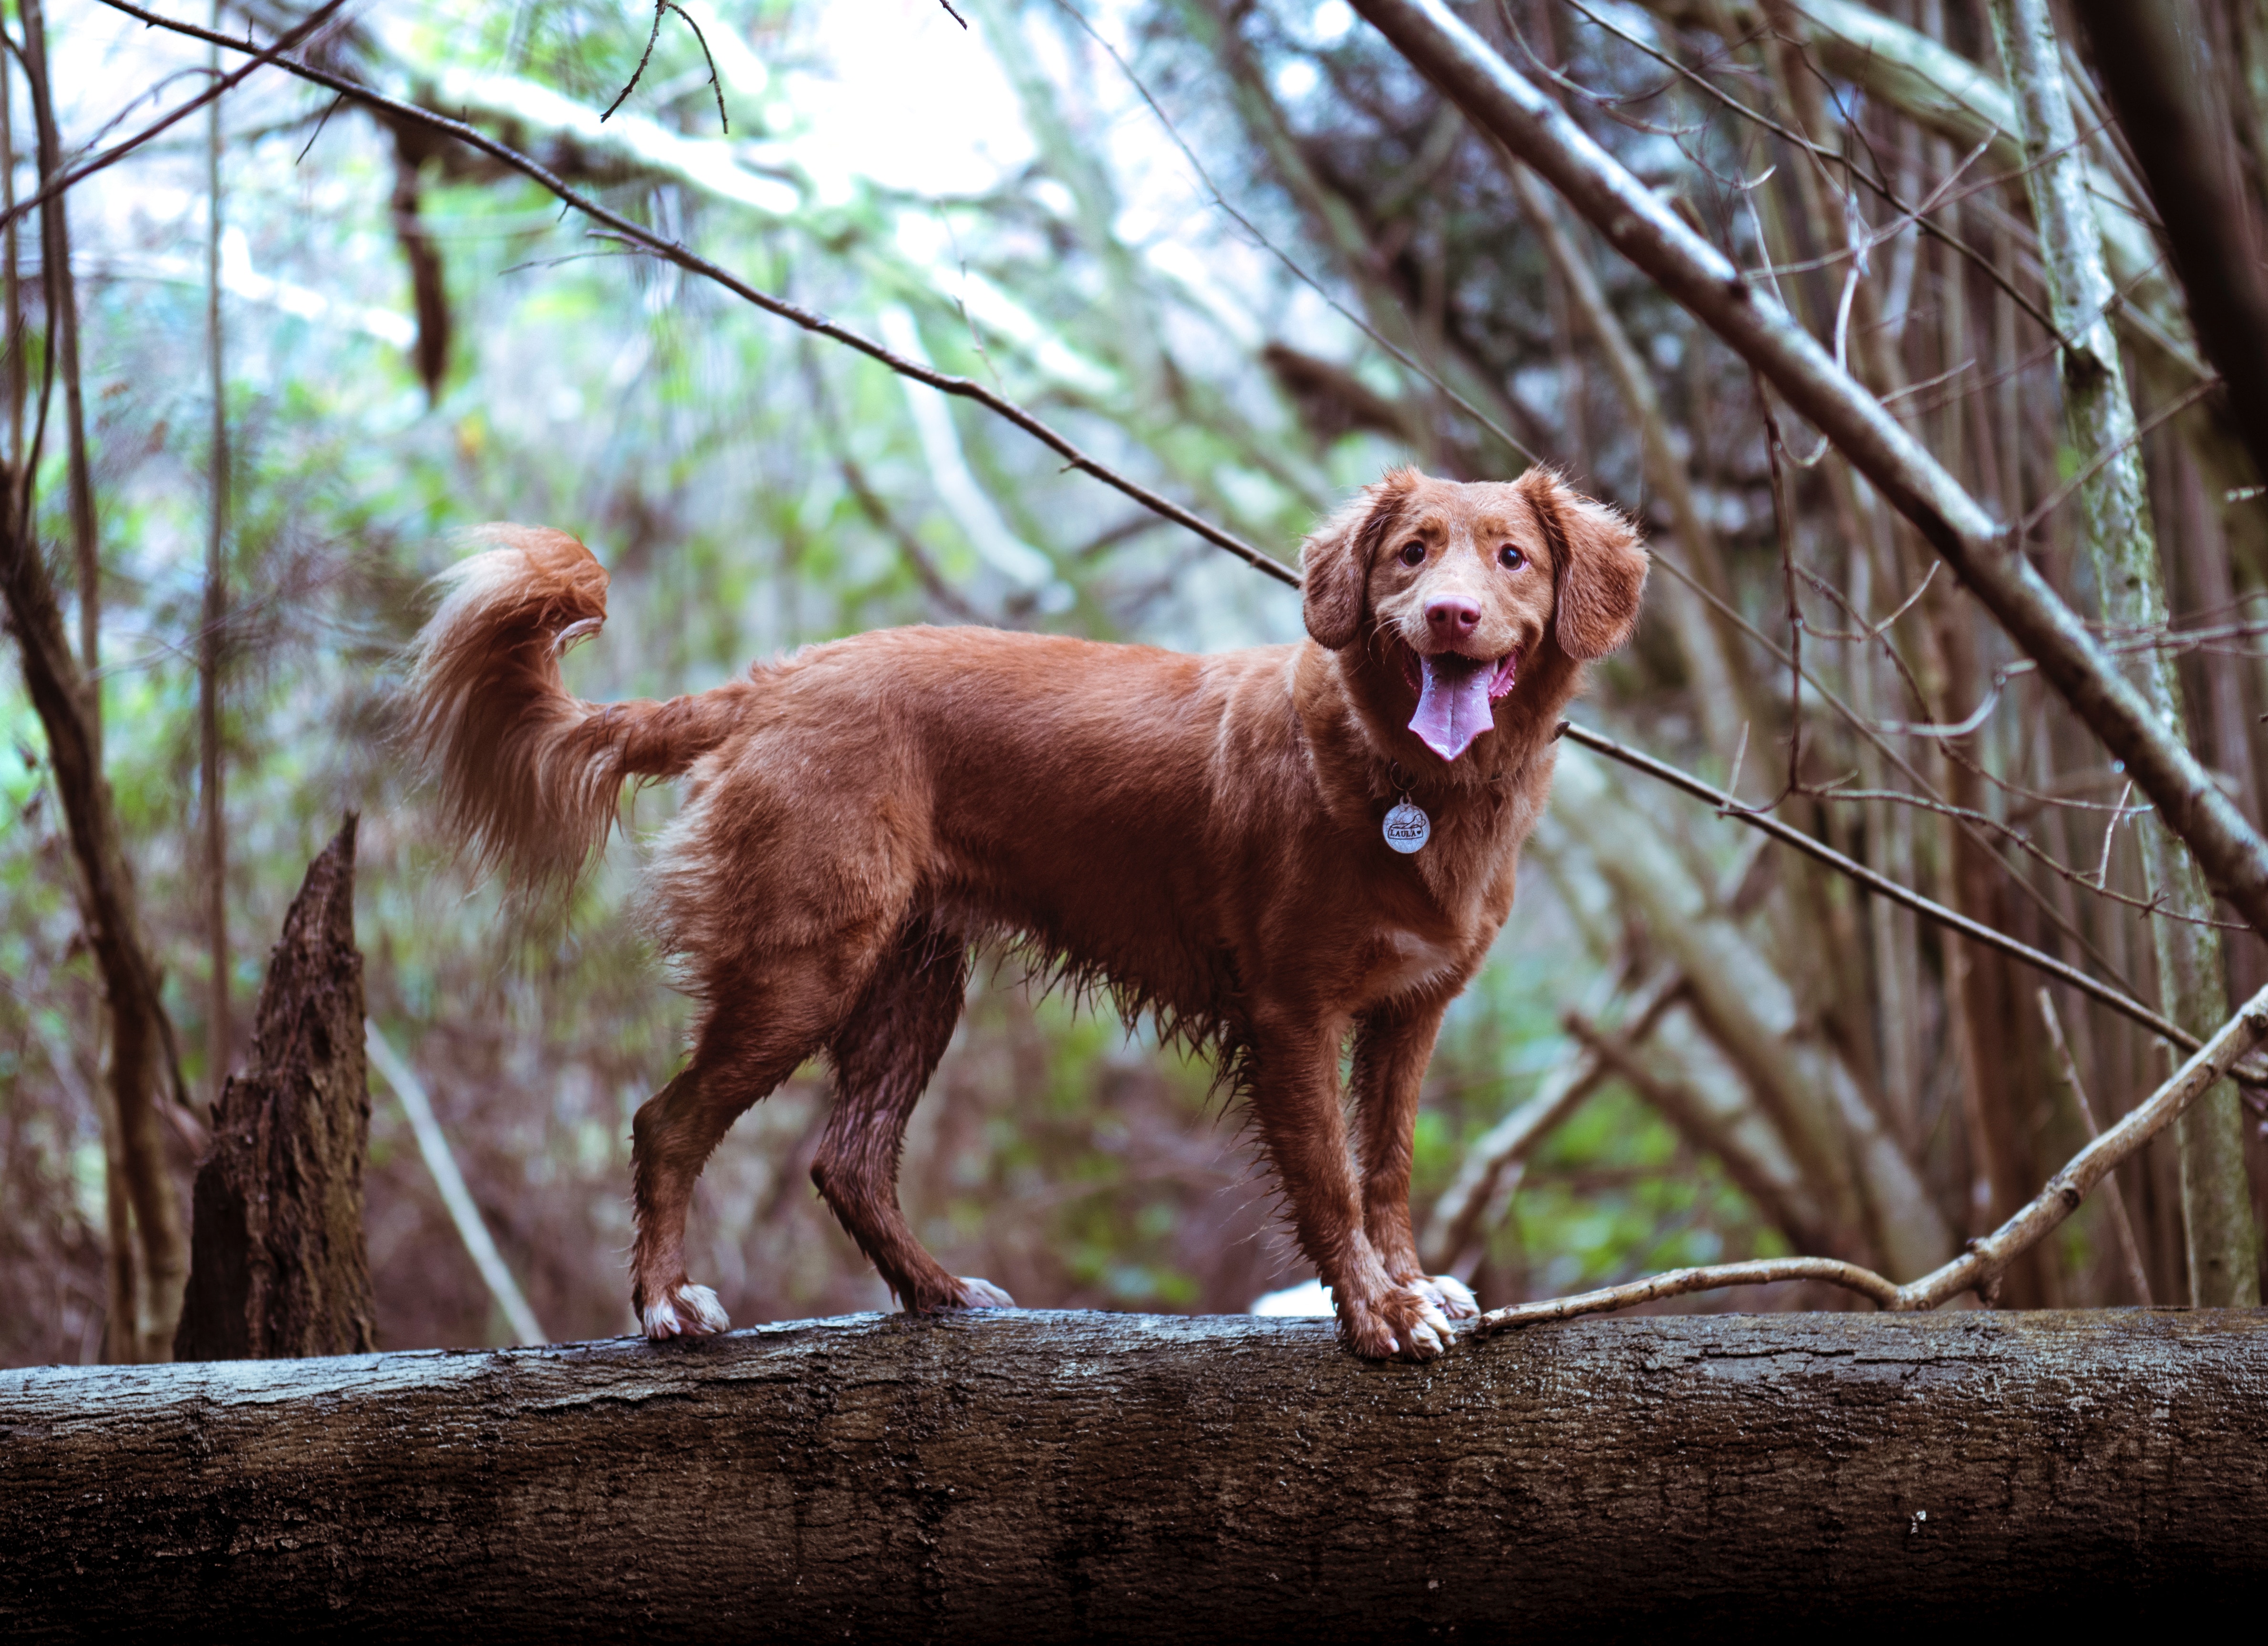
[{"left": 406, "top": 466, "right": 1644, "bottom": 1359}]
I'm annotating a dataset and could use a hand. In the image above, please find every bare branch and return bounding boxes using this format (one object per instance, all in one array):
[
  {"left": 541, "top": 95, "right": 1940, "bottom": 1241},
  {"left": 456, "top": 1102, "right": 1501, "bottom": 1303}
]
[
  {"left": 2017, "top": 375, "right": 2222, "bottom": 541},
  {"left": 1481, "top": 980, "right": 2268, "bottom": 1327},
  {"left": 1477, "top": 1257, "right": 1903, "bottom": 1327},
  {"left": 1635, "top": 550, "right": 2151, "bottom": 993},
  {"left": 1901, "top": 982, "right": 2268, "bottom": 1310},
  {"left": 601, "top": 0, "right": 728, "bottom": 132},
  {"left": 601, "top": 4, "right": 667, "bottom": 123}
]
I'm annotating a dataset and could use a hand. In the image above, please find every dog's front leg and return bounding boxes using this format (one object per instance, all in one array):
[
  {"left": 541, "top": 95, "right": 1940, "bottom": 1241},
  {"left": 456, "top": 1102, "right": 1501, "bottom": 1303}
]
[
  {"left": 1248, "top": 1015, "right": 1457, "bottom": 1361},
  {"left": 1350, "top": 1001, "right": 1478, "bottom": 1326}
]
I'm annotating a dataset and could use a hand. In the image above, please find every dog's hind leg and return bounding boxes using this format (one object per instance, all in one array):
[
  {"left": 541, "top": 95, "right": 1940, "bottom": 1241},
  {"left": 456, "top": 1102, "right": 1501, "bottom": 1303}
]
[
  {"left": 630, "top": 962, "right": 857, "bottom": 1339},
  {"left": 815, "top": 915, "right": 1007, "bottom": 1313}
]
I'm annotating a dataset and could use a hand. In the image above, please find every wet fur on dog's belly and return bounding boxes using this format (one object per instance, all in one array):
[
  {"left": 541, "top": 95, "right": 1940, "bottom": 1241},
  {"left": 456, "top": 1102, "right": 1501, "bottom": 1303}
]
[{"left": 925, "top": 885, "right": 1258, "bottom": 1059}]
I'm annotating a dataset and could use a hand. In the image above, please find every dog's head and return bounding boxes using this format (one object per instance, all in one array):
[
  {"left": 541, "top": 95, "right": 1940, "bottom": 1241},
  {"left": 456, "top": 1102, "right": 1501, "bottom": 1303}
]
[{"left": 1299, "top": 467, "right": 1647, "bottom": 761}]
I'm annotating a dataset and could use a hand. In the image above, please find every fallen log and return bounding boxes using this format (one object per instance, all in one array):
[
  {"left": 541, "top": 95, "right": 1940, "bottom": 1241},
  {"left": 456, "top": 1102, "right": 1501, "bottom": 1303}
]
[{"left": 2, "top": 1309, "right": 2264, "bottom": 1638}]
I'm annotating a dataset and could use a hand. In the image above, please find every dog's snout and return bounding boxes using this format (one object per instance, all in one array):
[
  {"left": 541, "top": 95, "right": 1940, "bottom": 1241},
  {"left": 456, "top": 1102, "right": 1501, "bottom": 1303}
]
[{"left": 1425, "top": 595, "right": 1482, "bottom": 640}]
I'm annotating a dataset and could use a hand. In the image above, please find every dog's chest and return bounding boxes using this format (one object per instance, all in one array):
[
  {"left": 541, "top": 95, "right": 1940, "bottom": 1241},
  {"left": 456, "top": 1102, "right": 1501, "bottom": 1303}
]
[{"left": 1359, "top": 922, "right": 1464, "bottom": 1000}]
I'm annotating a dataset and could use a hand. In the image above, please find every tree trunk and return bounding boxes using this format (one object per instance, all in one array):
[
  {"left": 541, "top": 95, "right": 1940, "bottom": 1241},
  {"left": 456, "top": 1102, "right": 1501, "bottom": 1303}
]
[
  {"left": 0, "top": 441, "right": 189, "bottom": 1368},
  {"left": 18, "top": 0, "right": 100, "bottom": 704},
  {"left": 173, "top": 818, "right": 375, "bottom": 1361},
  {"left": 3, "top": 1310, "right": 2264, "bottom": 1636},
  {"left": 201, "top": 2, "right": 233, "bottom": 1099}
]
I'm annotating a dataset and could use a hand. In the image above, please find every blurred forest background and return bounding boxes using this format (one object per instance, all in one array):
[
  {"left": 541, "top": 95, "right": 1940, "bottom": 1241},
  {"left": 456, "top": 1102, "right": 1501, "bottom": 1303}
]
[{"left": 5, "top": 0, "right": 2267, "bottom": 1366}]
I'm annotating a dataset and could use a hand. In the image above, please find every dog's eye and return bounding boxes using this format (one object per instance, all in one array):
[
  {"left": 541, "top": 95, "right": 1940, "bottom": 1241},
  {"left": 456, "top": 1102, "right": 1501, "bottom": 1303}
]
[
  {"left": 1499, "top": 544, "right": 1526, "bottom": 570},
  {"left": 1399, "top": 541, "right": 1428, "bottom": 568}
]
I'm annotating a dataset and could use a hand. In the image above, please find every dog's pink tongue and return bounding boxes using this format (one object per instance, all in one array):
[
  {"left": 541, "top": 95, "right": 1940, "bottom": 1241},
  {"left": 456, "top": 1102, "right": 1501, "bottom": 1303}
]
[{"left": 1410, "top": 654, "right": 1496, "bottom": 761}]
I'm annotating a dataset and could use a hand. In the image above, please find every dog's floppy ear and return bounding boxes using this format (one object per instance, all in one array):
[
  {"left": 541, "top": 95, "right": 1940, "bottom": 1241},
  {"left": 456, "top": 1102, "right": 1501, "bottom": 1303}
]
[
  {"left": 1532, "top": 474, "right": 1648, "bottom": 661},
  {"left": 1301, "top": 467, "right": 1420, "bottom": 650}
]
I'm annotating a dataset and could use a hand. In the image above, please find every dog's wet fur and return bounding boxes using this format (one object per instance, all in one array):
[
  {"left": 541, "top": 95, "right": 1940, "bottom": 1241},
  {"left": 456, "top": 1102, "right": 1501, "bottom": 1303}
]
[{"left": 405, "top": 466, "right": 1646, "bottom": 1358}]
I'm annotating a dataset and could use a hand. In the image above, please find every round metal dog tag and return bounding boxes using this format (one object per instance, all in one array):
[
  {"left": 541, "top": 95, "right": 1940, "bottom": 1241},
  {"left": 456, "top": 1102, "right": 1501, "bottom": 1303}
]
[{"left": 1383, "top": 800, "right": 1431, "bottom": 854}]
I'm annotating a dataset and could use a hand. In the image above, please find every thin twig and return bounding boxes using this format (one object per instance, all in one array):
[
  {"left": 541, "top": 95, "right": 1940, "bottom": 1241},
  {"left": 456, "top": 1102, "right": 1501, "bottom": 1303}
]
[
  {"left": 293, "top": 89, "right": 345, "bottom": 164},
  {"left": 2094, "top": 781, "right": 2134, "bottom": 886},
  {"left": 1478, "top": 1257, "right": 1903, "bottom": 1326},
  {"left": 1647, "top": 543, "right": 2147, "bottom": 985},
  {"left": 1794, "top": 559, "right": 1936, "bottom": 643},
  {"left": 1799, "top": 785, "right": 2253, "bottom": 931},
  {"left": 662, "top": 1, "right": 729, "bottom": 134},
  {"left": 600, "top": 2, "right": 668, "bottom": 123}
]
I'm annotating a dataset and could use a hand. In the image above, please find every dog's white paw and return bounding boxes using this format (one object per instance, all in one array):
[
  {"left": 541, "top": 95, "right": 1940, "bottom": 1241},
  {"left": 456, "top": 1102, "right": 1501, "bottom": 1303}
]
[
  {"left": 1398, "top": 1291, "right": 1456, "bottom": 1359},
  {"left": 955, "top": 1277, "right": 1016, "bottom": 1309},
  {"left": 642, "top": 1282, "right": 731, "bottom": 1340},
  {"left": 1417, "top": 1273, "right": 1479, "bottom": 1321}
]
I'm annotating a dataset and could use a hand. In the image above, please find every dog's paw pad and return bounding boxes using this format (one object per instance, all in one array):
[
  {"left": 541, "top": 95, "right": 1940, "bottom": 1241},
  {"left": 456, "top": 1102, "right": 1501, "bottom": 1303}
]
[
  {"left": 955, "top": 1276, "right": 1016, "bottom": 1309},
  {"left": 1419, "top": 1273, "right": 1479, "bottom": 1321},
  {"left": 642, "top": 1282, "right": 730, "bottom": 1340}
]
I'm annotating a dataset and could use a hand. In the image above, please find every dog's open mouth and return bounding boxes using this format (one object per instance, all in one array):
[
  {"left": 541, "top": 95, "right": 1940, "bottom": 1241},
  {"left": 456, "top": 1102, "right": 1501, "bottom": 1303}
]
[{"left": 1402, "top": 648, "right": 1520, "bottom": 761}]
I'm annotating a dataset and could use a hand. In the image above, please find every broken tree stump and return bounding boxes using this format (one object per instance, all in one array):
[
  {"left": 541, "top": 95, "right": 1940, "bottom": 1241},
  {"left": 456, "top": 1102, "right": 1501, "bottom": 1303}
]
[
  {"left": 5, "top": 1308, "right": 2266, "bottom": 1637},
  {"left": 172, "top": 816, "right": 375, "bottom": 1361}
]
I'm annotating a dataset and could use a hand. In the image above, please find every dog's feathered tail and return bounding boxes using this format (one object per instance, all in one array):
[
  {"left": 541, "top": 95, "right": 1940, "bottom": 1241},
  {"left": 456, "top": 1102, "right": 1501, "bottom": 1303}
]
[{"left": 405, "top": 525, "right": 743, "bottom": 892}]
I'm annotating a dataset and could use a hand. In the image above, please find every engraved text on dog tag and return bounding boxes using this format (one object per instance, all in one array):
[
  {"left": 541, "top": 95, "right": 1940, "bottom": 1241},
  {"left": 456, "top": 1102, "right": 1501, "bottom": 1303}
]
[{"left": 1383, "top": 800, "right": 1431, "bottom": 854}]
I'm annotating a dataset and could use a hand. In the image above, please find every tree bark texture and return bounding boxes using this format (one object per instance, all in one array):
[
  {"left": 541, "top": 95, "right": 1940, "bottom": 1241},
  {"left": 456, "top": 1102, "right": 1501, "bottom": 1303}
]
[
  {"left": 173, "top": 817, "right": 374, "bottom": 1361},
  {"left": 4, "top": 1309, "right": 2266, "bottom": 1638}
]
